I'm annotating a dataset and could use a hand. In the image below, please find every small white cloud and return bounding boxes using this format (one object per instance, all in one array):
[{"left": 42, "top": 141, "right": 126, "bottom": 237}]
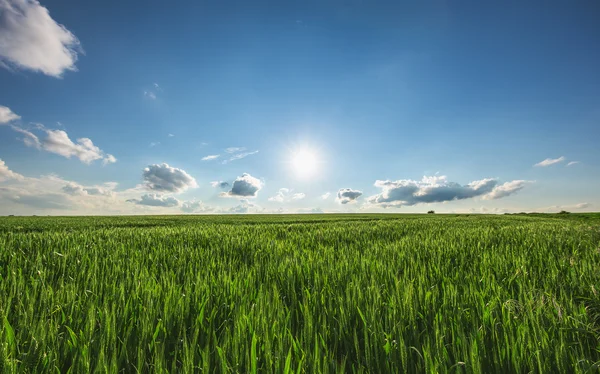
[
  {"left": 144, "top": 91, "right": 157, "bottom": 100},
  {"left": 566, "top": 161, "right": 579, "bottom": 167},
  {"left": 127, "top": 194, "right": 180, "bottom": 207},
  {"left": 268, "top": 188, "right": 305, "bottom": 202},
  {"left": 62, "top": 182, "right": 114, "bottom": 197},
  {"left": 149, "top": 142, "right": 160, "bottom": 147},
  {"left": 483, "top": 180, "right": 531, "bottom": 200},
  {"left": 168, "top": 133, "right": 174, "bottom": 137},
  {"left": 102, "top": 154, "right": 117, "bottom": 165},
  {"left": 0, "top": 0, "right": 82, "bottom": 77},
  {"left": 0, "top": 105, "right": 20, "bottom": 124},
  {"left": 337, "top": 188, "right": 362, "bottom": 204},
  {"left": 292, "top": 192, "right": 305, "bottom": 200},
  {"left": 534, "top": 156, "right": 565, "bottom": 167},
  {"left": 202, "top": 155, "right": 220, "bottom": 161},
  {"left": 210, "top": 181, "right": 229, "bottom": 189},
  {"left": 142, "top": 163, "right": 197, "bottom": 193},
  {"left": 11, "top": 126, "right": 116, "bottom": 165},
  {"left": 225, "top": 147, "right": 246, "bottom": 154},
  {"left": 222, "top": 150, "right": 259, "bottom": 164},
  {"left": 321, "top": 192, "right": 331, "bottom": 200},
  {"left": 221, "top": 173, "right": 263, "bottom": 198}
]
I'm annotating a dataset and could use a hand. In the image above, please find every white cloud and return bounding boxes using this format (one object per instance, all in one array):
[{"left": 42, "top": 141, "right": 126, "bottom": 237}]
[
  {"left": 337, "top": 188, "right": 362, "bottom": 204},
  {"left": 0, "top": 0, "right": 81, "bottom": 77},
  {"left": 102, "top": 154, "right": 117, "bottom": 165},
  {"left": 210, "top": 181, "right": 229, "bottom": 189},
  {"left": 222, "top": 150, "right": 259, "bottom": 164},
  {"left": 321, "top": 192, "right": 331, "bottom": 200},
  {"left": 142, "top": 163, "right": 197, "bottom": 193},
  {"left": 149, "top": 142, "right": 160, "bottom": 147},
  {"left": 42, "top": 129, "right": 114, "bottom": 164},
  {"left": 10, "top": 125, "right": 41, "bottom": 148},
  {"left": 267, "top": 188, "right": 305, "bottom": 202},
  {"left": 229, "top": 199, "right": 263, "bottom": 214},
  {"left": 144, "top": 91, "right": 157, "bottom": 100},
  {"left": 483, "top": 180, "right": 531, "bottom": 200},
  {"left": 127, "top": 194, "right": 180, "bottom": 207},
  {"left": 367, "top": 176, "right": 528, "bottom": 208},
  {"left": 225, "top": 147, "right": 246, "bottom": 154},
  {"left": 0, "top": 105, "right": 20, "bottom": 124},
  {"left": 566, "top": 161, "right": 579, "bottom": 167},
  {"left": 201, "top": 154, "right": 220, "bottom": 161},
  {"left": 534, "top": 156, "right": 565, "bottom": 167},
  {"left": 62, "top": 182, "right": 114, "bottom": 197},
  {"left": 181, "top": 200, "right": 213, "bottom": 213},
  {"left": 168, "top": 133, "right": 174, "bottom": 137},
  {"left": 221, "top": 173, "right": 263, "bottom": 198},
  {"left": 541, "top": 202, "right": 592, "bottom": 212},
  {"left": 0, "top": 159, "right": 24, "bottom": 181}
]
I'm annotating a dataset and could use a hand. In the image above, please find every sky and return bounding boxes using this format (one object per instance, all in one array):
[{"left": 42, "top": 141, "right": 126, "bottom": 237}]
[{"left": 0, "top": 0, "right": 599, "bottom": 215}]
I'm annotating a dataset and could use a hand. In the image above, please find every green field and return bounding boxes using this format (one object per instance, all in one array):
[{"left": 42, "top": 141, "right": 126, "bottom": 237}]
[{"left": 1, "top": 214, "right": 600, "bottom": 373}]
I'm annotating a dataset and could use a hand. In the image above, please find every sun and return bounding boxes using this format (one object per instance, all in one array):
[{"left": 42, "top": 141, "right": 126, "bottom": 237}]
[{"left": 291, "top": 149, "right": 318, "bottom": 178}]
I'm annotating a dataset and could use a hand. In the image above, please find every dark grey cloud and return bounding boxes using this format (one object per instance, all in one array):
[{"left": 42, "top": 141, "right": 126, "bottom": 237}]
[
  {"left": 142, "top": 163, "right": 197, "bottom": 193},
  {"left": 368, "top": 176, "right": 528, "bottom": 208},
  {"left": 337, "top": 188, "right": 363, "bottom": 204},
  {"left": 221, "top": 173, "right": 262, "bottom": 198},
  {"left": 127, "top": 194, "right": 180, "bottom": 207}
]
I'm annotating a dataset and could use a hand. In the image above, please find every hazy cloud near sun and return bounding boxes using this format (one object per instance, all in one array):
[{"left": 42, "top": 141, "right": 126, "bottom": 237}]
[
  {"left": 337, "top": 188, "right": 363, "bottom": 204},
  {"left": 0, "top": 0, "right": 82, "bottom": 77},
  {"left": 367, "top": 176, "right": 529, "bottom": 208},
  {"left": 142, "top": 163, "right": 197, "bottom": 193},
  {"left": 0, "top": 105, "right": 20, "bottom": 124},
  {"left": 534, "top": 156, "right": 565, "bottom": 167},
  {"left": 268, "top": 188, "right": 306, "bottom": 203},
  {"left": 221, "top": 173, "right": 263, "bottom": 198}
]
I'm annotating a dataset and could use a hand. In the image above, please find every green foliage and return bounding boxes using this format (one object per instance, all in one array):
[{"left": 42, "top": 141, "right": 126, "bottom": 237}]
[{"left": 0, "top": 214, "right": 599, "bottom": 372}]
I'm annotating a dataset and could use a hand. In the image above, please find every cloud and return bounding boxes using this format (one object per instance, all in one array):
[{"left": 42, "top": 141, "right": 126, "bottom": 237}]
[
  {"left": 225, "top": 147, "right": 246, "bottom": 154},
  {"left": 10, "top": 125, "right": 40, "bottom": 148},
  {"left": 127, "top": 194, "right": 180, "bottom": 207},
  {"left": 222, "top": 150, "right": 259, "bottom": 164},
  {"left": 181, "top": 200, "right": 213, "bottom": 213},
  {"left": 142, "top": 163, "right": 197, "bottom": 193},
  {"left": 229, "top": 199, "right": 262, "bottom": 214},
  {"left": 102, "top": 154, "right": 117, "bottom": 165},
  {"left": 534, "top": 156, "right": 565, "bottom": 167},
  {"left": 210, "top": 181, "right": 229, "bottom": 189},
  {"left": 321, "top": 192, "right": 331, "bottom": 200},
  {"left": 337, "top": 188, "right": 362, "bottom": 204},
  {"left": 541, "top": 202, "right": 592, "bottom": 212},
  {"left": 11, "top": 125, "right": 115, "bottom": 165},
  {"left": 168, "top": 133, "right": 174, "bottom": 137},
  {"left": 566, "top": 161, "right": 579, "bottom": 167},
  {"left": 0, "top": 0, "right": 81, "bottom": 77},
  {"left": 367, "top": 176, "right": 528, "bottom": 208},
  {"left": 0, "top": 159, "right": 24, "bottom": 181},
  {"left": 42, "top": 129, "right": 115, "bottom": 164},
  {"left": 0, "top": 105, "right": 20, "bottom": 124},
  {"left": 482, "top": 180, "right": 531, "bottom": 200},
  {"left": 149, "top": 142, "right": 160, "bottom": 147},
  {"left": 267, "top": 188, "right": 305, "bottom": 202},
  {"left": 202, "top": 155, "right": 220, "bottom": 161},
  {"left": 62, "top": 182, "right": 114, "bottom": 197},
  {"left": 221, "top": 173, "right": 262, "bottom": 198}
]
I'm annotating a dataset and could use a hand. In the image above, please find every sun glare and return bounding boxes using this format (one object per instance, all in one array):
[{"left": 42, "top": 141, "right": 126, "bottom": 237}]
[{"left": 291, "top": 149, "right": 318, "bottom": 178}]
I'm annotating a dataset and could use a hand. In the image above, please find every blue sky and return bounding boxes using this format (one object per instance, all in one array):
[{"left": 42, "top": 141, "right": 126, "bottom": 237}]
[{"left": 1, "top": 0, "right": 598, "bottom": 214}]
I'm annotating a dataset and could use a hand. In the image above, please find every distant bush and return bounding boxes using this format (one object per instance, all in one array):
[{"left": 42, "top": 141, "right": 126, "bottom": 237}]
[
  {"left": 427, "top": 210, "right": 435, "bottom": 214},
  {"left": 558, "top": 210, "right": 570, "bottom": 214}
]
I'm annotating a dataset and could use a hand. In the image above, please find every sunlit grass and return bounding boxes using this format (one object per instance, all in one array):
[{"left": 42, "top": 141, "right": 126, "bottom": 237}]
[{"left": 1, "top": 214, "right": 599, "bottom": 372}]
